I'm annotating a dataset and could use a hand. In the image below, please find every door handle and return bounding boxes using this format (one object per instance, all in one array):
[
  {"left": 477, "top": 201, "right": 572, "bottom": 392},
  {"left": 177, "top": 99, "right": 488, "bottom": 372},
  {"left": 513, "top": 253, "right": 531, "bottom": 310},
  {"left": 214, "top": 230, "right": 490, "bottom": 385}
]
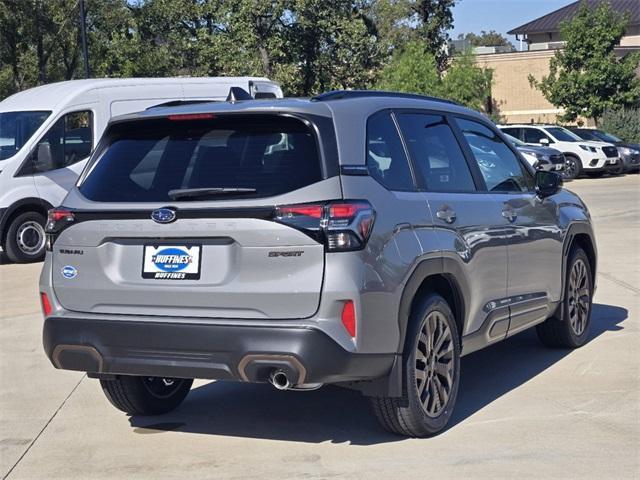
[
  {"left": 436, "top": 205, "right": 457, "bottom": 224},
  {"left": 502, "top": 208, "right": 517, "bottom": 222}
]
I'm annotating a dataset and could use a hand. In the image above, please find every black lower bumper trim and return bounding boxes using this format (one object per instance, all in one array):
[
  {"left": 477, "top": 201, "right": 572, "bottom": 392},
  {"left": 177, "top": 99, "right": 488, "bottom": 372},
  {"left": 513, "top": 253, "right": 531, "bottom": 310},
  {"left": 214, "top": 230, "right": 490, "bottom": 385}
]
[{"left": 43, "top": 317, "right": 394, "bottom": 385}]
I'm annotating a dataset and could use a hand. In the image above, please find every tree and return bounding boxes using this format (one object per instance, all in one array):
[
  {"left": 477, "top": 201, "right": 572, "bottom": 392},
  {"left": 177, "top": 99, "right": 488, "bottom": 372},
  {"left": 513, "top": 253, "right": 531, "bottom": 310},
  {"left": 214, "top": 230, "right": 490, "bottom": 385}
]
[
  {"left": 457, "top": 30, "right": 514, "bottom": 50},
  {"left": 377, "top": 40, "right": 441, "bottom": 94},
  {"left": 600, "top": 107, "right": 640, "bottom": 143},
  {"left": 410, "top": 0, "right": 456, "bottom": 72},
  {"left": 439, "top": 50, "right": 492, "bottom": 111},
  {"left": 377, "top": 41, "right": 492, "bottom": 113},
  {"left": 529, "top": 2, "right": 640, "bottom": 124}
]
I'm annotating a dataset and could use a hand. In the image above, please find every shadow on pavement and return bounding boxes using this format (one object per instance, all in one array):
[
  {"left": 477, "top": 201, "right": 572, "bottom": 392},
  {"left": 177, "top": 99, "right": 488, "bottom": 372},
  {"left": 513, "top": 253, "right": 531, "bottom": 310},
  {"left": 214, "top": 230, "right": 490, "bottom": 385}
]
[{"left": 128, "top": 303, "right": 627, "bottom": 445}]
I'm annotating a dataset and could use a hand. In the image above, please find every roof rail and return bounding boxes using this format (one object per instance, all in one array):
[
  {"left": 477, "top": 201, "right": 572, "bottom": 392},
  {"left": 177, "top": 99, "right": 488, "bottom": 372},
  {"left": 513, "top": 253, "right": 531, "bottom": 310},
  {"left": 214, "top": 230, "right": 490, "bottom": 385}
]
[
  {"left": 146, "top": 99, "right": 215, "bottom": 110},
  {"left": 311, "top": 90, "right": 460, "bottom": 105}
]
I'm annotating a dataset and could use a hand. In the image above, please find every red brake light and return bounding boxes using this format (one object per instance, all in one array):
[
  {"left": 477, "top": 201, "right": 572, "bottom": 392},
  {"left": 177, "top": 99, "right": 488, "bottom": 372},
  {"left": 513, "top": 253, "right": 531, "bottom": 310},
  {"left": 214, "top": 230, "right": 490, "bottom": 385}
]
[
  {"left": 341, "top": 300, "right": 356, "bottom": 338},
  {"left": 48, "top": 209, "right": 74, "bottom": 222},
  {"left": 167, "top": 113, "right": 215, "bottom": 121},
  {"left": 40, "top": 292, "right": 52, "bottom": 317},
  {"left": 329, "top": 203, "right": 359, "bottom": 218},
  {"left": 274, "top": 201, "right": 375, "bottom": 252},
  {"left": 277, "top": 205, "right": 324, "bottom": 219}
]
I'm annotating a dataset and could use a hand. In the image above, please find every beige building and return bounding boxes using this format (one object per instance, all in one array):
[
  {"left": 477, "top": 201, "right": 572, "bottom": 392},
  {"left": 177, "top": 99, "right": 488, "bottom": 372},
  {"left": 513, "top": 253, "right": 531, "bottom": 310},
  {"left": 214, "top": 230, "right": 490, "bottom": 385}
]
[{"left": 476, "top": 0, "right": 640, "bottom": 124}]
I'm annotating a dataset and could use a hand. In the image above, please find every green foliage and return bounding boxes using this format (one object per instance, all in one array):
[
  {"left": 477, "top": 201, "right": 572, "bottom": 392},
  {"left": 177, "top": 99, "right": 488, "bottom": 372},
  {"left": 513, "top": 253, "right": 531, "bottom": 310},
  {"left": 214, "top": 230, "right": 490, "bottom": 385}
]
[
  {"left": 600, "top": 107, "right": 640, "bottom": 143},
  {"left": 529, "top": 2, "right": 640, "bottom": 123},
  {"left": 0, "top": 0, "right": 461, "bottom": 99},
  {"left": 439, "top": 51, "right": 492, "bottom": 111},
  {"left": 377, "top": 42, "right": 492, "bottom": 112},
  {"left": 409, "top": 0, "right": 456, "bottom": 72},
  {"left": 376, "top": 41, "right": 440, "bottom": 95},
  {"left": 457, "top": 30, "right": 514, "bottom": 49}
]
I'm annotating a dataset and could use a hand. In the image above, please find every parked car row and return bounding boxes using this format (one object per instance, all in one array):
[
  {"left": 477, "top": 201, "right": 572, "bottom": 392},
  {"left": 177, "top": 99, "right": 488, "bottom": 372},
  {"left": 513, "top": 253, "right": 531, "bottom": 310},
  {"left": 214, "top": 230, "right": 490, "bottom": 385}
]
[{"left": 499, "top": 124, "right": 639, "bottom": 180}]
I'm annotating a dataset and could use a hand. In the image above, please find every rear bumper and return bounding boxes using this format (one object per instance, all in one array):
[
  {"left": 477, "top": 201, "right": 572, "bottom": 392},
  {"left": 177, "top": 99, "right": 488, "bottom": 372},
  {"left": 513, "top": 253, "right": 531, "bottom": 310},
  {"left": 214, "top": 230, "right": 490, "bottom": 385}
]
[{"left": 43, "top": 316, "right": 395, "bottom": 385}]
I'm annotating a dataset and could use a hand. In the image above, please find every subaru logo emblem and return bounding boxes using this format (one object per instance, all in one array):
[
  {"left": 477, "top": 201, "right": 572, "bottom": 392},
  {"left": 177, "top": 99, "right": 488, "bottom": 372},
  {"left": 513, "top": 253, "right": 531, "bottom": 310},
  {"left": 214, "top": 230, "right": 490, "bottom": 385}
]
[{"left": 151, "top": 208, "right": 176, "bottom": 224}]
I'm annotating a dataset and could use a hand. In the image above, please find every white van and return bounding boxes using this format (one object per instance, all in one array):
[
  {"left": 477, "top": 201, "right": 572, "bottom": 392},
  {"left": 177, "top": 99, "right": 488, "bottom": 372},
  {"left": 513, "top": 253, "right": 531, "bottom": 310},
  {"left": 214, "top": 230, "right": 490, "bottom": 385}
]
[{"left": 0, "top": 77, "right": 283, "bottom": 262}]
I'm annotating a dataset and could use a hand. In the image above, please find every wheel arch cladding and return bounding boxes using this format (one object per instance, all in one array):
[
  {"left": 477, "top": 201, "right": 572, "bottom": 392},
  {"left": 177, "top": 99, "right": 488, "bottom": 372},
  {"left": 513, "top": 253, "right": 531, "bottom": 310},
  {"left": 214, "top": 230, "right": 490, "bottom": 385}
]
[
  {"left": 397, "top": 258, "right": 468, "bottom": 354},
  {"left": 571, "top": 233, "right": 596, "bottom": 284}
]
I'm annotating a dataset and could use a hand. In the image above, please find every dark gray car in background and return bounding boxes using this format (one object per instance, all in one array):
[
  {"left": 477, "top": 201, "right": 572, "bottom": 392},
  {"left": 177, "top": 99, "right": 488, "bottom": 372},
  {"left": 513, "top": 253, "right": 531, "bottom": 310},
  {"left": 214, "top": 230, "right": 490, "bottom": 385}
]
[
  {"left": 503, "top": 132, "right": 566, "bottom": 173},
  {"left": 569, "top": 128, "right": 640, "bottom": 174},
  {"left": 40, "top": 90, "right": 597, "bottom": 437}
]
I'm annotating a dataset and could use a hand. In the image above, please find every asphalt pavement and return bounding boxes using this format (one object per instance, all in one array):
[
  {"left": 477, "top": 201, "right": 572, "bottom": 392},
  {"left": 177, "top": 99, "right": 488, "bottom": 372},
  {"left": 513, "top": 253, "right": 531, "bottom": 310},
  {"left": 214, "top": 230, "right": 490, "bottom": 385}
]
[{"left": 1, "top": 174, "right": 638, "bottom": 479}]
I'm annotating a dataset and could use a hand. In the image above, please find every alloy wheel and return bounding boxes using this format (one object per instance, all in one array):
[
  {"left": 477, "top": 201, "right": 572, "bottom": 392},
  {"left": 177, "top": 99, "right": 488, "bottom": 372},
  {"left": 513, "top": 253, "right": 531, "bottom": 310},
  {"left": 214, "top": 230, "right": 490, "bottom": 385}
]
[
  {"left": 567, "top": 259, "right": 590, "bottom": 336},
  {"left": 414, "top": 311, "right": 455, "bottom": 418},
  {"left": 564, "top": 158, "right": 577, "bottom": 179},
  {"left": 16, "top": 220, "right": 45, "bottom": 255}
]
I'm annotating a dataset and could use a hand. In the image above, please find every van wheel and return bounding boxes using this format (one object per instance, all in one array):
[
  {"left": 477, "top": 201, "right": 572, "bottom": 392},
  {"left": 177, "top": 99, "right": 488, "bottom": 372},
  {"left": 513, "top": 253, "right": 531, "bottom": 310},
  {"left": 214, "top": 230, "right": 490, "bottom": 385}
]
[
  {"left": 370, "top": 294, "right": 460, "bottom": 437},
  {"left": 100, "top": 376, "right": 193, "bottom": 415},
  {"left": 536, "top": 247, "right": 592, "bottom": 348},
  {"left": 563, "top": 155, "right": 582, "bottom": 180},
  {"left": 4, "top": 211, "right": 47, "bottom": 263}
]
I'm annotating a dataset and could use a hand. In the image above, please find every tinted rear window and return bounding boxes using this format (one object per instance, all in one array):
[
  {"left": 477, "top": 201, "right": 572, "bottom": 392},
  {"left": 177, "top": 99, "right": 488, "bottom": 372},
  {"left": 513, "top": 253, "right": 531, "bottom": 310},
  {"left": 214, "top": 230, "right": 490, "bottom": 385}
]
[{"left": 80, "top": 115, "right": 322, "bottom": 202}]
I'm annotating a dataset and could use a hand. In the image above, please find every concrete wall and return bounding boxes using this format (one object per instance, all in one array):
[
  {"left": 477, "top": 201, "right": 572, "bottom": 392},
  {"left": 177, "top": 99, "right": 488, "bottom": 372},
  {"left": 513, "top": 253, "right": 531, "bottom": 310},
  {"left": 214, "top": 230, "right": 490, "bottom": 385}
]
[{"left": 475, "top": 50, "right": 563, "bottom": 124}]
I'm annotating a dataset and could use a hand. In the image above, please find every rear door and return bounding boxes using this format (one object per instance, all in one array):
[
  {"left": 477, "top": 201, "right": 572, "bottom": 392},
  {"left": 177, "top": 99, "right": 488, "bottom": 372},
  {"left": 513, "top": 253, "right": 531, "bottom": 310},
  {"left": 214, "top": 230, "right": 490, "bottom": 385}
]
[
  {"left": 52, "top": 113, "right": 334, "bottom": 319},
  {"left": 395, "top": 112, "right": 509, "bottom": 338}
]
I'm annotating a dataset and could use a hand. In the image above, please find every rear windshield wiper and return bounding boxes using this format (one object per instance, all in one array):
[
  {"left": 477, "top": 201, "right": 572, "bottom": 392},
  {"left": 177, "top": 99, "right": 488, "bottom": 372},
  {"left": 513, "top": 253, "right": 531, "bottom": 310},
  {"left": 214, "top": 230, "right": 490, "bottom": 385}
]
[{"left": 168, "top": 187, "right": 257, "bottom": 200}]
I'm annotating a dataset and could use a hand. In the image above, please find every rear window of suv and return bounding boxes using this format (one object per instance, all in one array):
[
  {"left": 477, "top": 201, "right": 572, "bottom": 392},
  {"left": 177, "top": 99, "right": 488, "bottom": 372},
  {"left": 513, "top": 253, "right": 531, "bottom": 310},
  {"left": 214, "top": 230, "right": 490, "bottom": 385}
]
[{"left": 79, "top": 114, "right": 322, "bottom": 202}]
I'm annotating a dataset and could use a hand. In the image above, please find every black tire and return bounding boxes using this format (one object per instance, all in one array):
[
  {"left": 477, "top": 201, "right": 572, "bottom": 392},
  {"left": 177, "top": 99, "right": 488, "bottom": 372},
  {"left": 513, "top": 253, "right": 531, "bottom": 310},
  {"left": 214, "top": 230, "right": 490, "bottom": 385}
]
[
  {"left": 370, "top": 293, "right": 460, "bottom": 437},
  {"left": 563, "top": 155, "right": 582, "bottom": 180},
  {"left": 536, "top": 247, "right": 593, "bottom": 348},
  {"left": 100, "top": 376, "right": 193, "bottom": 415},
  {"left": 4, "top": 211, "right": 47, "bottom": 263}
]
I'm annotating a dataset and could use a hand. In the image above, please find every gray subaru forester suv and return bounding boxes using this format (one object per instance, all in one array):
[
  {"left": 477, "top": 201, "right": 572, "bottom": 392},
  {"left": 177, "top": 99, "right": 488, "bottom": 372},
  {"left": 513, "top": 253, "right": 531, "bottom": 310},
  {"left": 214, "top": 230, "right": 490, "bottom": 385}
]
[{"left": 40, "top": 90, "right": 597, "bottom": 437}]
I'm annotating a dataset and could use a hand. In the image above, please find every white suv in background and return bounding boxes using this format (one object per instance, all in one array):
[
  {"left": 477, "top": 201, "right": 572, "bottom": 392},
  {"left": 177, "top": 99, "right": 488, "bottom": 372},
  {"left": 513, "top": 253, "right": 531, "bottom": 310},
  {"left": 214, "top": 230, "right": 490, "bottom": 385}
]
[{"left": 499, "top": 125, "right": 619, "bottom": 180}]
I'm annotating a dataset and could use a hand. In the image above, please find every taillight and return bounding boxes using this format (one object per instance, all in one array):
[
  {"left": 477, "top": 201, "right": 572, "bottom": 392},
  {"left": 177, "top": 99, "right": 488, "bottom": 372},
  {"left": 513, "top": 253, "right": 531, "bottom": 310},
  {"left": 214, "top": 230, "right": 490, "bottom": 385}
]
[
  {"left": 274, "top": 200, "right": 375, "bottom": 252},
  {"left": 341, "top": 300, "right": 356, "bottom": 338},
  {"left": 40, "top": 292, "right": 52, "bottom": 317},
  {"left": 45, "top": 208, "right": 75, "bottom": 251}
]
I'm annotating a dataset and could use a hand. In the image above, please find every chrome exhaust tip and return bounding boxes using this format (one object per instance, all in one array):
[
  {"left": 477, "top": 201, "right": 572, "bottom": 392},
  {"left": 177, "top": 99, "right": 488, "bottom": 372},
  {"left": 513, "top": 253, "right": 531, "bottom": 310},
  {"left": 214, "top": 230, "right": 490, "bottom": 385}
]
[{"left": 269, "top": 369, "right": 291, "bottom": 390}]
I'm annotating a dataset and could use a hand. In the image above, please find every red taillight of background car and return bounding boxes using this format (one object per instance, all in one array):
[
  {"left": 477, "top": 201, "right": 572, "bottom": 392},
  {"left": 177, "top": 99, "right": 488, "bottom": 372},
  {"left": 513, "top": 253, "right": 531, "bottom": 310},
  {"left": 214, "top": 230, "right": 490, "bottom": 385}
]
[{"left": 274, "top": 200, "right": 375, "bottom": 252}]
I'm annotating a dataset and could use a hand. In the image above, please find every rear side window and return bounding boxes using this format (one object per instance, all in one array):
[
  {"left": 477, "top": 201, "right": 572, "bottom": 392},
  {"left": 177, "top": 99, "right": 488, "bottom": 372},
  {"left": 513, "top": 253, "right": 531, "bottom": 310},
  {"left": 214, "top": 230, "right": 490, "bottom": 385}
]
[
  {"left": 80, "top": 115, "right": 322, "bottom": 202},
  {"left": 500, "top": 127, "right": 521, "bottom": 140},
  {"left": 366, "top": 112, "right": 414, "bottom": 191},
  {"left": 523, "top": 128, "right": 551, "bottom": 144},
  {"left": 396, "top": 113, "right": 476, "bottom": 192}
]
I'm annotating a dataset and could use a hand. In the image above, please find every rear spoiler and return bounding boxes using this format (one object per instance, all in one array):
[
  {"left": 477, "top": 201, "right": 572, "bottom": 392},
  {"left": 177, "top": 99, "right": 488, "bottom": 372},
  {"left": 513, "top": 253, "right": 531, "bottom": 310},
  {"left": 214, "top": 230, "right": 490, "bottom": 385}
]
[{"left": 146, "top": 87, "right": 254, "bottom": 110}]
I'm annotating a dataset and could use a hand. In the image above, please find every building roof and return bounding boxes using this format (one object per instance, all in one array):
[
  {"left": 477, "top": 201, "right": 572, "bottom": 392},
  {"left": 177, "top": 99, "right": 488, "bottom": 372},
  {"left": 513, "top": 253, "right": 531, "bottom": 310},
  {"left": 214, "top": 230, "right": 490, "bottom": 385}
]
[{"left": 508, "top": 0, "right": 640, "bottom": 35}]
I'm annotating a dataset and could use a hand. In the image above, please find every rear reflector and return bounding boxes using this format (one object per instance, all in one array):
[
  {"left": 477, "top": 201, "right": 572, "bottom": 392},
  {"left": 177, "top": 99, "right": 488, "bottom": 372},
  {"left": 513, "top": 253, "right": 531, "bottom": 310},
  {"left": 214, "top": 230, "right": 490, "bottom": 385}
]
[
  {"left": 40, "top": 292, "right": 52, "bottom": 317},
  {"left": 341, "top": 300, "right": 356, "bottom": 338},
  {"left": 167, "top": 113, "right": 215, "bottom": 121}
]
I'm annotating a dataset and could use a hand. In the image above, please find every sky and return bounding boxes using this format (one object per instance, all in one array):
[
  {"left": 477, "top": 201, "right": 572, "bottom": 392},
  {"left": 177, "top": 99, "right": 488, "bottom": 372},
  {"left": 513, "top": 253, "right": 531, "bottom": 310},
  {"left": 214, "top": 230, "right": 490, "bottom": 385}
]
[{"left": 450, "top": 0, "right": 577, "bottom": 50}]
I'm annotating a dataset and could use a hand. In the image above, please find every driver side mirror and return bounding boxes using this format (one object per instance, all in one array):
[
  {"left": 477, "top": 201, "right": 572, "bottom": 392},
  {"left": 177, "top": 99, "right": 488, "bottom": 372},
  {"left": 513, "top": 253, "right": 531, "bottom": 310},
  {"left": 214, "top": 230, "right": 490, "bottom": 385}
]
[
  {"left": 539, "top": 138, "right": 550, "bottom": 146},
  {"left": 535, "top": 170, "right": 562, "bottom": 198},
  {"left": 31, "top": 143, "right": 54, "bottom": 173}
]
